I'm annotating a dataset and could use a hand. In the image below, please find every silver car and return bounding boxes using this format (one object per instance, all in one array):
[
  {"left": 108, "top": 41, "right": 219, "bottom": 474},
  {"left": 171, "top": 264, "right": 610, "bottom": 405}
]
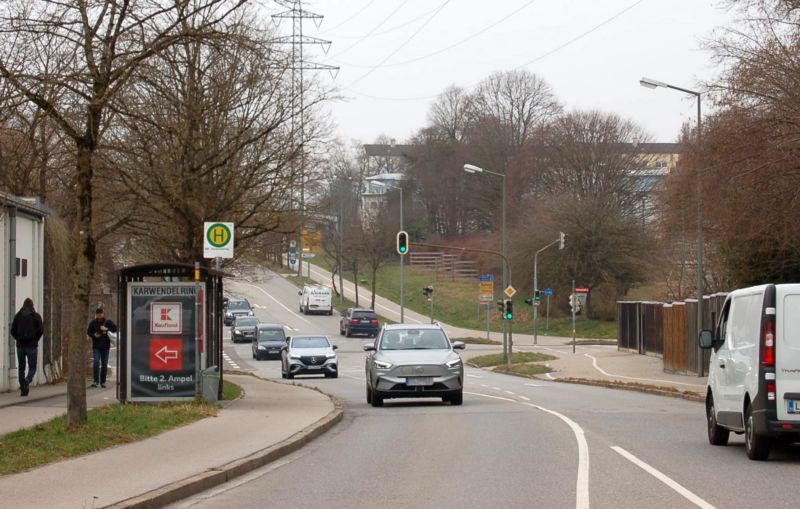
[
  {"left": 281, "top": 335, "right": 339, "bottom": 379},
  {"left": 364, "top": 324, "right": 465, "bottom": 407}
]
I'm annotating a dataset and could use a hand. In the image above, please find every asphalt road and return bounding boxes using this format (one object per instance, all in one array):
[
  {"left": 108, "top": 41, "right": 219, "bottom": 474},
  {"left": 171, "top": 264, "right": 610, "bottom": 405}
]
[{"left": 173, "top": 268, "right": 800, "bottom": 509}]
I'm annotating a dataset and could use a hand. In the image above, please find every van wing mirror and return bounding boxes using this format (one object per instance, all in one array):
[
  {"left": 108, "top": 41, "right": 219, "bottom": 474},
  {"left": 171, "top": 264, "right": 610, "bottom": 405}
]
[
  {"left": 297, "top": 290, "right": 302, "bottom": 296},
  {"left": 699, "top": 330, "right": 714, "bottom": 349}
]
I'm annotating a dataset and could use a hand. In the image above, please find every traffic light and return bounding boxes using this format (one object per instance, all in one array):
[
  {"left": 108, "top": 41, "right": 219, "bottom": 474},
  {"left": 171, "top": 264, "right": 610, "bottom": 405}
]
[
  {"left": 558, "top": 231, "right": 567, "bottom": 250},
  {"left": 497, "top": 299, "right": 505, "bottom": 317},
  {"left": 503, "top": 299, "right": 513, "bottom": 320},
  {"left": 396, "top": 230, "right": 409, "bottom": 255},
  {"left": 524, "top": 297, "right": 533, "bottom": 306},
  {"left": 534, "top": 289, "right": 542, "bottom": 302}
]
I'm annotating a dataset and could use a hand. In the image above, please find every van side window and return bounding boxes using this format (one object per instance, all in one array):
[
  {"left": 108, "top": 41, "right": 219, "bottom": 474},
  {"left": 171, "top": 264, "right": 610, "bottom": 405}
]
[{"left": 718, "top": 300, "right": 731, "bottom": 346}]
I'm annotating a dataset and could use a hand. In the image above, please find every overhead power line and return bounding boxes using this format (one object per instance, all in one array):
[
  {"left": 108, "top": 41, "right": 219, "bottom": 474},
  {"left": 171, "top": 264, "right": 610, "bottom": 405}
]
[
  {"left": 318, "top": 0, "right": 380, "bottom": 35},
  {"left": 329, "top": 3, "right": 446, "bottom": 40},
  {"left": 341, "top": 0, "right": 451, "bottom": 90},
  {"left": 333, "top": 0, "right": 539, "bottom": 69},
  {"left": 346, "top": 0, "right": 649, "bottom": 102},
  {"left": 327, "top": 0, "right": 411, "bottom": 59}
]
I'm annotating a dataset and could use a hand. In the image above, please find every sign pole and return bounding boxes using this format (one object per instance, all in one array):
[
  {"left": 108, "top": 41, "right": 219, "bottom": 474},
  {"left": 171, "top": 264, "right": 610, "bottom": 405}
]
[
  {"left": 546, "top": 294, "right": 551, "bottom": 331},
  {"left": 486, "top": 303, "right": 490, "bottom": 341},
  {"left": 572, "top": 279, "right": 577, "bottom": 354}
]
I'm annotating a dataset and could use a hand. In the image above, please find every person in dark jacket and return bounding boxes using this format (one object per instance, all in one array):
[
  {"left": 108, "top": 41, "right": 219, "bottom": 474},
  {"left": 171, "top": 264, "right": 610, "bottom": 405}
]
[
  {"left": 87, "top": 307, "right": 118, "bottom": 388},
  {"left": 10, "top": 298, "right": 44, "bottom": 396}
]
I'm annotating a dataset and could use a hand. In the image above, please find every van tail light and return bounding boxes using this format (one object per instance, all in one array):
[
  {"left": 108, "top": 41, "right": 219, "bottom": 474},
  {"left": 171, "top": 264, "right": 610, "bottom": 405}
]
[
  {"left": 349, "top": 319, "right": 359, "bottom": 324},
  {"left": 762, "top": 317, "right": 776, "bottom": 367},
  {"left": 371, "top": 319, "right": 379, "bottom": 324},
  {"left": 767, "top": 382, "right": 776, "bottom": 401}
]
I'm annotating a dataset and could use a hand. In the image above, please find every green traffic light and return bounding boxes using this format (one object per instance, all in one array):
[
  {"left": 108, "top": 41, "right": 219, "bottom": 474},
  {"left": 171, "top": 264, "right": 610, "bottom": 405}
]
[
  {"left": 400, "top": 246, "right": 407, "bottom": 253},
  {"left": 506, "top": 313, "right": 512, "bottom": 319}
]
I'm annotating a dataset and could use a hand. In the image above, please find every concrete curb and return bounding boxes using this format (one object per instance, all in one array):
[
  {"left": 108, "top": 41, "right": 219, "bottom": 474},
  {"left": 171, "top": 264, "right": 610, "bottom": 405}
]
[
  {"left": 105, "top": 382, "right": 343, "bottom": 509},
  {"left": 549, "top": 376, "right": 705, "bottom": 403}
]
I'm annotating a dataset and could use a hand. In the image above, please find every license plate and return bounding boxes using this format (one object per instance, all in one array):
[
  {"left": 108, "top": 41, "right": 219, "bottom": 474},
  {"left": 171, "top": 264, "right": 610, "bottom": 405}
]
[
  {"left": 361, "top": 319, "right": 369, "bottom": 323},
  {"left": 307, "top": 365, "right": 322, "bottom": 370},
  {"left": 406, "top": 377, "right": 433, "bottom": 386},
  {"left": 268, "top": 350, "right": 279, "bottom": 354},
  {"left": 789, "top": 400, "right": 800, "bottom": 414}
]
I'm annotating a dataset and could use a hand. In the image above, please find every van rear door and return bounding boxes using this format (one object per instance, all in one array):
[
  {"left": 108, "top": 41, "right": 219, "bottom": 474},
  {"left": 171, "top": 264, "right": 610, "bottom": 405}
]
[{"left": 776, "top": 285, "right": 800, "bottom": 421}]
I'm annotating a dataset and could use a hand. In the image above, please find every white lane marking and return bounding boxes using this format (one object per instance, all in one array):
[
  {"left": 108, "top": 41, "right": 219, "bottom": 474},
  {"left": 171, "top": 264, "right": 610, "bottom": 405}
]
[
  {"left": 524, "top": 383, "right": 546, "bottom": 387},
  {"left": 467, "top": 391, "right": 590, "bottom": 509},
  {"left": 505, "top": 391, "right": 516, "bottom": 395},
  {"left": 222, "top": 353, "right": 240, "bottom": 370},
  {"left": 492, "top": 386, "right": 502, "bottom": 391},
  {"left": 545, "top": 373, "right": 556, "bottom": 380},
  {"left": 341, "top": 374, "right": 366, "bottom": 381},
  {"left": 466, "top": 374, "right": 484, "bottom": 379},
  {"left": 308, "top": 265, "right": 423, "bottom": 324},
  {"left": 519, "top": 396, "right": 531, "bottom": 401},
  {"left": 584, "top": 354, "right": 706, "bottom": 388},
  {"left": 480, "top": 384, "right": 488, "bottom": 387},
  {"left": 611, "top": 446, "right": 716, "bottom": 509},
  {"left": 236, "top": 282, "right": 312, "bottom": 325}
]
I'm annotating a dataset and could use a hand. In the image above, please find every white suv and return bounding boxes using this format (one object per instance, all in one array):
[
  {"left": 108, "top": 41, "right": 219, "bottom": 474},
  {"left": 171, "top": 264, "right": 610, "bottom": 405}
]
[{"left": 700, "top": 283, "right": 800, "bottom": 460}]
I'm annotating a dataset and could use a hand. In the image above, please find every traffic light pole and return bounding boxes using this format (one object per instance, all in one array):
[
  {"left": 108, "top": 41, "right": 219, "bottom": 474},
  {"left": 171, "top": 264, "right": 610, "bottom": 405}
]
[{"left": 533, "top": 237, "right": 561, "bottom": 345}]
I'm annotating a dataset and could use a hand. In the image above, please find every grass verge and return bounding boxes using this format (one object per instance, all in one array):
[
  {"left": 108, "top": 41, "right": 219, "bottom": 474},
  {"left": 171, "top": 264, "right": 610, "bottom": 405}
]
[
  {"left": 310, "top": 261, "right": 617, "bottom": 339},
  {"left": 222, "top": 380, "right": 243, "bottom": 401},
  {"left": 0, "top": 401, "right": 217, "bottom": 476},
  {"left": 468, "top": 351, "right": 557, "bottom": 368},
  {"left": 494, "top": 363, "right": 553, "bottom": 377}
]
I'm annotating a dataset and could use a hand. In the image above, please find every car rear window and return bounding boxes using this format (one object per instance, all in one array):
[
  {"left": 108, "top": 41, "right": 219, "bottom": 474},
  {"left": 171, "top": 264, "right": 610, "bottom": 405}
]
[
  {"left": 258, "top": 329, "right": 285, "bottom": 342},
  {"left": 353, "top": 311, "right": 376, "bottom": 319},
  {"left": 229, "top": 300, "right": 250, "bottom": 310}
]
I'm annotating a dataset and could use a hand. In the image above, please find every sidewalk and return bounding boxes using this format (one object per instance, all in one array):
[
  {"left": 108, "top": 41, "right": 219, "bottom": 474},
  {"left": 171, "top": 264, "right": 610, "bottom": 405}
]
[
  {"left": 0, "top": 374, "right": 338, "bottom": 508},
  {"left": 301, "top": 262, "right": 707, "bottom": 398}
]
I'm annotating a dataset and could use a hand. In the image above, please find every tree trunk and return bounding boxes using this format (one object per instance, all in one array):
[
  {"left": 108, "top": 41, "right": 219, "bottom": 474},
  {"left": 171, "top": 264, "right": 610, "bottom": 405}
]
[
  {"left": 67, "top": 142, "right": 96, "bottom": 428},
  {"left": 370, "top": 266, "right": 377, "bottom": 309},
  {"left": 353, "top": 262, "right": 360, "bottom": 307}
]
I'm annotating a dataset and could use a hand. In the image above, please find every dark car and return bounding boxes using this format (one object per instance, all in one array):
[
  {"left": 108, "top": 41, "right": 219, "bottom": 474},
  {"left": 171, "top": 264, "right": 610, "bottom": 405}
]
[
  {"left": 231, "top": 315, "right": 259, "bottom": 343},
  {"left": 339, "top": 308, "right": 380, "bottom": 337},
  {"left": 252, "top": 324, "right": 287, "bottom": 360},
  {"left": 224, "top": 298, "right": 253, "bottom": 326}
]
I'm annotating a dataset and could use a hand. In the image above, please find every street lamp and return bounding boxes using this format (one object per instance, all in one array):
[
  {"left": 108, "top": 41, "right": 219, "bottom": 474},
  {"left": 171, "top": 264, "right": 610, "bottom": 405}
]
[
  {"left": 373, "top": 180, "right": 405, "bottom": 323},
  {"left": 640, "top": 76, "right": 704, "bottom": 375},
  {"left": 463, "top": 163, "right": 511, "bottom": 360}
]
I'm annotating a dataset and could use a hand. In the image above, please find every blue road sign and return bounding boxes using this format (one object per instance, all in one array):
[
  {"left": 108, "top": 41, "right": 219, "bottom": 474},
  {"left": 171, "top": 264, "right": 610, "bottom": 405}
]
[
  {"left": 289, "top": 246, "right": 298, "bottom": 254},
  {"left": 544, "top": 287, "right": 553, "bottom": 297},
  {"left": 289, "top": 254, "right": 297, "bottom": 265},
  {"left": 479, "top": 274, "right": 494, "bottom": 282}
]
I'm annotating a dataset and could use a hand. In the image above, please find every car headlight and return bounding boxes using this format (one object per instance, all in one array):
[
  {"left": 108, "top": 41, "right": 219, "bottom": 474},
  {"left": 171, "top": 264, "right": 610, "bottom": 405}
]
[
  {"left": 326, "top": 353, "right": 336, "bottom": 359},
  {"left": 258, "top": 345, "right": 266, "bottom": 350},
  {"left": 233, "top": 329, "right": 241, "bottom": 335},
  {"left": 290, "top": 354, "right": 301, "bottom": 360},
  {"left": 373, "top": 360, "right": 392, "bottom": 370},
  {"left": 248, "top": 311, "right": 254, "bottom": 316},
  {"left": 446, "top": 359, "right": 462, "bottom": 369},
  {"left": 225, "top": 312, "right": 232, "bottom": 317}
]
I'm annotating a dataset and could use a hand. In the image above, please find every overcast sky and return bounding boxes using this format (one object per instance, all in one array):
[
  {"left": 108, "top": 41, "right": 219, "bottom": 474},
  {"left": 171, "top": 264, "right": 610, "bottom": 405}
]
[{"left": 277, "top": 0, "right": 732, "bottom": 145}]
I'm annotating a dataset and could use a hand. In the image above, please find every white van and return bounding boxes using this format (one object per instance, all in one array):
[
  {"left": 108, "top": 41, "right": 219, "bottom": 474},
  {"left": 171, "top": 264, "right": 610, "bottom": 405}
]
[
  {"left": 298, "top": 284, "right": 333, "bottom": 315},
  {"left": 700, "top": 283, "right": 800, "bottom": 460}
]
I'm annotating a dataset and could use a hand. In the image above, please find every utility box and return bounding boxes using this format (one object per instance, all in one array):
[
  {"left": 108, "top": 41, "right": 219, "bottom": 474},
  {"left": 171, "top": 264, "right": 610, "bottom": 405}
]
[{"left": 201, "top": 365, "right": 220, "bottom": 403}]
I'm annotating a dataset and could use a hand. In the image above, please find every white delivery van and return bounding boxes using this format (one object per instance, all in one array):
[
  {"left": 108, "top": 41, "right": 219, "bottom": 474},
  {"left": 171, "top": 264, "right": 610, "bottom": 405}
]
[
  {"left": 298, "top": 284, "right": 333, "bottom": 315},
  {"left": 700, "top": 283, "right": 800, "bottom": 460}
]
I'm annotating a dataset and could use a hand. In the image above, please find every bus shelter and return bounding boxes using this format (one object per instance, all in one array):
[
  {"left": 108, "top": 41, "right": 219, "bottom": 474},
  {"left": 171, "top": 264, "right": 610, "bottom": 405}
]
[{"left": 116, "top": 263, "right": 225, "bottom": 402}]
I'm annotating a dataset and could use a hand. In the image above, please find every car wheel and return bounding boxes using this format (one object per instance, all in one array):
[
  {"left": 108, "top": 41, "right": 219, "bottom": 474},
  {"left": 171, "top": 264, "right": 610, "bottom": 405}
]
[
  {"left": 327, "top": 310, "right": 333, "bottom": 316},
  {"left": 328, "top": 372, "right": 338, "bottom": 379},
  {"left": 304, "top": 304, "right": 309, "bottom": 314},
  {"left": 345, "top": 328, "right": 352, "bottom": 338},
  {"left": 366, "top": 385, "right": 373, "bottom": 404},
  {"left": 371, "top": 390, "right": 384, "bottom": 407},
  {"left": 706, "top": 394, "right": 729, "bottom": 446},
  {"left": 446, "top": 391, "right": 463, "bottom": 406},
  {"left": 339, "top": 325, "right": 345, "bottom": 336},
  {"left": 745, "top": 404, "right": 771, "bottom": 460}
]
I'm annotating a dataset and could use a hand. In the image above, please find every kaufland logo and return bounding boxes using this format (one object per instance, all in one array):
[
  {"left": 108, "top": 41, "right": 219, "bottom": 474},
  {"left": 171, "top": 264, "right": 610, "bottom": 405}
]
[{"left": 151, "top": 303, "right": 182, "bottom": 334}]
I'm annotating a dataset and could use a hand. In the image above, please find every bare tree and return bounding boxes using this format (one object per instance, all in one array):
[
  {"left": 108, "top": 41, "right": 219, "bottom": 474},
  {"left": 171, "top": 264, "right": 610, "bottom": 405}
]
[{"left": 0, "top": 0, "right": 246, "bottom": 428}]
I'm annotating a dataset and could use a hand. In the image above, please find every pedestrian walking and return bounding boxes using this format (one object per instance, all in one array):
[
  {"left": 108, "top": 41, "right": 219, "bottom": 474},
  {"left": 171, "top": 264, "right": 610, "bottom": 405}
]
[
  {"left": 10, "top": 298, "right": 44, "bottom": 396},
  {"left": 87, "top": 307, "right": 118, "bottom": 388}
]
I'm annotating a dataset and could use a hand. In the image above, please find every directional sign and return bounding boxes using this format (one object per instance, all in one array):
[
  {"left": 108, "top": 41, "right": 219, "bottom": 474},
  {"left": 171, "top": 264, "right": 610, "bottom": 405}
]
[
  {"left": 150, "top": 339, "right": 182, "bottom": 371},
  {"left": 479, "top": 278, "right": 494, "bottom": 303},
  {"left": 575, "top": 287, "right": 590, "bottom": 294},
  {"left": 479, "top": 274, "right": 494, "bottom": 282},
  {"left": 301, "top": 252, "right": 316, "bottom": 259},
  {"left": 203, "top": 222, "right": 234, "bottom": 259},
  {"left": 504, "top": 286, "right": 517, "bottom": 298},
  {"left": 544, "top": 287, "right": 553, "bottom": 298},
  {"left": 127, "top": 283, "right": 202, "bottom": 401}
]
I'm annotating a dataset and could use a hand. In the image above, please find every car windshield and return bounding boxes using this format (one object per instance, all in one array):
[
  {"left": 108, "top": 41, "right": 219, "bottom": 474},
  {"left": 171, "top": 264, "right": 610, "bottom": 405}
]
[
  {"left": 229, "top": 300, "right": 250, "bottom": 310},
  {"left": 353, "top": 311, "right": 376, "bottom": 319},
  {"left": 380, "top": 329, "right": 449, "bottom": 350},
  {"left": 292, "top": 337, "right": 330, "bottom": 349},
  {"left": 234, "top": 317, "right": 258, "bottom": 327},
  {"left": 258, "top": 329, "right": 284, "bottom": 342}
]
